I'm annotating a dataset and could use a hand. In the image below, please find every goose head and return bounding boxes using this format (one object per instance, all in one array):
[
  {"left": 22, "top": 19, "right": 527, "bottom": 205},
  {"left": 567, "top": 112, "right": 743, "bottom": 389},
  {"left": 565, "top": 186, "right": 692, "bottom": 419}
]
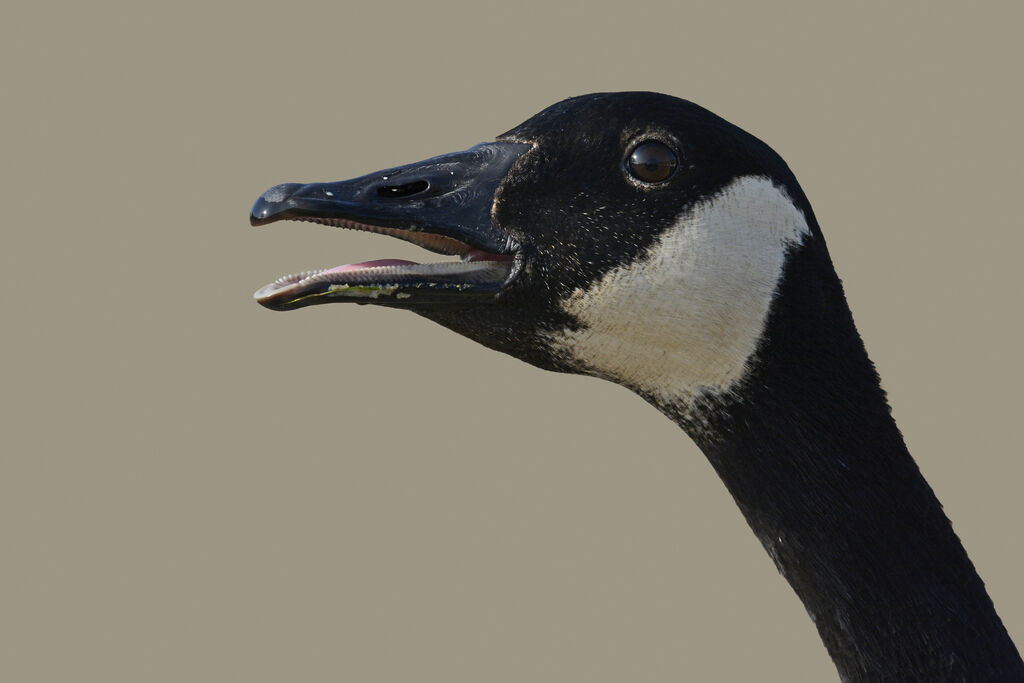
[{"left": 252, "top": 92, "right": 827, "bottom": 413}]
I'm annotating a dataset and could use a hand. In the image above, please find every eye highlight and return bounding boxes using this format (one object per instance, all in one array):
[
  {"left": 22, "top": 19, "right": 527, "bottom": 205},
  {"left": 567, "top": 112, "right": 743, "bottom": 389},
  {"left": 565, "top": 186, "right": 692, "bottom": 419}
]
[{"left": 626, "top": 141, "right": 678, "bottom": 183}]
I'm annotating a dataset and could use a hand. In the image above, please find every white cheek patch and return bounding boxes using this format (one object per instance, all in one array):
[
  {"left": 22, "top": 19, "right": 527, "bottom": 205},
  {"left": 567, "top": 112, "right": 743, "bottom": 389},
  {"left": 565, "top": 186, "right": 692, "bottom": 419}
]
[{"left": 546, "top": 176, "right": 810, "bottom": 407}]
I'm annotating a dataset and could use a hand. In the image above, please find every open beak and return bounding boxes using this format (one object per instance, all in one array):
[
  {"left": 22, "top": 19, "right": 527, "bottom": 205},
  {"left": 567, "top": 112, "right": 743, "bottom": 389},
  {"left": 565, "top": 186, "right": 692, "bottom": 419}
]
[{"left": 252, "top": 141, "right": 531, "bottom": 310}]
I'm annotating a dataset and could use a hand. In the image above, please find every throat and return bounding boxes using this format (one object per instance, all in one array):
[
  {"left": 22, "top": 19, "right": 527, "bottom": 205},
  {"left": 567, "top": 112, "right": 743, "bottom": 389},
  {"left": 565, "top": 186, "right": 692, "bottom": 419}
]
[
  {"left": 644, "top": 244, "right": 1024, "bottom": 680},
  {"left": 677, "top": 388, "right": 1022, "bottom": 680}
]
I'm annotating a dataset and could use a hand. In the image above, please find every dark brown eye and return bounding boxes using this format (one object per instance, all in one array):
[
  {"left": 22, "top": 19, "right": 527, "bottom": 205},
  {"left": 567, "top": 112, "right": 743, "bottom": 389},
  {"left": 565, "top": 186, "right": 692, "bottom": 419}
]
[{"left": 626, "top": 141, "right": 678, "bottom": 183}]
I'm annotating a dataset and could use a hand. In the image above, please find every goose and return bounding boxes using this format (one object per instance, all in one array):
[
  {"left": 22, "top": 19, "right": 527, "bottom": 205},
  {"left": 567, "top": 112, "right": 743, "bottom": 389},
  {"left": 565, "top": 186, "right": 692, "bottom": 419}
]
[{"left": 250, "top": 92, "right": 1024, "bottom": 681}]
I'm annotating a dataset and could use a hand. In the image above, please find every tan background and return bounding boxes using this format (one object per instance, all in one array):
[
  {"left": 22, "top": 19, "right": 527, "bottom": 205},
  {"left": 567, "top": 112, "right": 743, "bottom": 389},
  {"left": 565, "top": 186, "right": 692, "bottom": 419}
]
[{"left": 3, "top": 2, "right": 1022, "bottom": 681}]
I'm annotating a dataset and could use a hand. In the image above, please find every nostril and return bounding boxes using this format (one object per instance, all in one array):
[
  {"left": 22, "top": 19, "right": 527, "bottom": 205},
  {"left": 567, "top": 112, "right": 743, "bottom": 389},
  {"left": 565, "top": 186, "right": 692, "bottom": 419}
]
[{"left": 376, "top": 180, "right": 429, "bottom": 199}]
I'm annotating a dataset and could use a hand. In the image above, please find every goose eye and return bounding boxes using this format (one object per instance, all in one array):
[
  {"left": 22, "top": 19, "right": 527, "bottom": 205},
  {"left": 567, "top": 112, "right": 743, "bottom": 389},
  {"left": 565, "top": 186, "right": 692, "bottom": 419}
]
[{"left": 626, "top": 141, "right": 678, "bottom": 183}]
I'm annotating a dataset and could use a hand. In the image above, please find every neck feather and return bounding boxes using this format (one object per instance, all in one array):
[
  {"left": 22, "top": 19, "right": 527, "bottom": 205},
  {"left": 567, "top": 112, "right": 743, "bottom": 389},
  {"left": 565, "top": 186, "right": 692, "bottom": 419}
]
[{"left": 648, "top": 240, "right": 1024, "bottom": 681}]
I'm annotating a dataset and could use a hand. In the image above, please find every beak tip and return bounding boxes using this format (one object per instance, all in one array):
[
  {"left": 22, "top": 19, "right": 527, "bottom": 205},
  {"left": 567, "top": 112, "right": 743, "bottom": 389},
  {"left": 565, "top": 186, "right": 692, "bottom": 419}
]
[
  {"left": 250, "top": 182, "right": 304, "bottom": 226},
  {"left": 249, "top": 205, "right": 272, "bottom": 226},
  {"left": 249, "top": 206, "right": 271, "bottom": 226}
]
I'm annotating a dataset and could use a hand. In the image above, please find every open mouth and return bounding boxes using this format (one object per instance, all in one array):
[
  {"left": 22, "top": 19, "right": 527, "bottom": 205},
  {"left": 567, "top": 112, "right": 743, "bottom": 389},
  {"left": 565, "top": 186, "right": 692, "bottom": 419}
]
[
  {"left": 250, "top": 140, "right": 530, "bottom": 311},
  {"left": 252, "top": 217, "right": 517, "bottom": 311}
]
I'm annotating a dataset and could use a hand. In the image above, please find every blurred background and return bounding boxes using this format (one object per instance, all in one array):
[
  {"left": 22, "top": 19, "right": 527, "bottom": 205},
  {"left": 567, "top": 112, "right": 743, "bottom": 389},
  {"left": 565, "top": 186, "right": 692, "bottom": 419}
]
[{"left": 3, "top": 2, "right": 1022, "bottom": 681}]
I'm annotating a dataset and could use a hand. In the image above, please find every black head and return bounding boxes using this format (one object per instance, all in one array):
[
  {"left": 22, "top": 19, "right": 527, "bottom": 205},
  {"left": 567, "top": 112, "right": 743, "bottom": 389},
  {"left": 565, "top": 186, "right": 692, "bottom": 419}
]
[{"left": 252, "top": 92, "right": 824, "bottom": 380}]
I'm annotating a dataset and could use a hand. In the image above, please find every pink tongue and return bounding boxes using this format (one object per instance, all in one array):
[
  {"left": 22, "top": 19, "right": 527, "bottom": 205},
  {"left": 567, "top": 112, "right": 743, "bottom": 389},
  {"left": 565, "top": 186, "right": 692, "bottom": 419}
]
[{"left": 322, "top": 259, "right": 417, "bottom": 274}]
